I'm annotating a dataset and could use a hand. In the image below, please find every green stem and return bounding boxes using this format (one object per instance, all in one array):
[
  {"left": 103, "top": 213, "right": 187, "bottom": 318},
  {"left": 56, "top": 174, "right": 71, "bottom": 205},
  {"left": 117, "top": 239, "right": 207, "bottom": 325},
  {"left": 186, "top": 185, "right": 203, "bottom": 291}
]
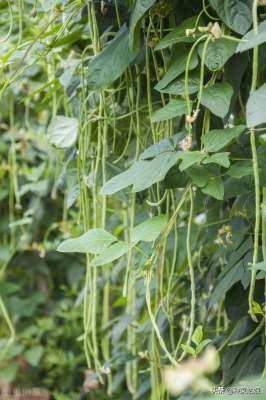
[
  {"left": 262, "top": 187, "right": 266, "bottom": 373},
  {"left": 249, "top": 0, "right": 260, "bottom": 322},
  {"left": 228, "top": 318, "right": 264, "bottom": 346},
  {"left": 186, "top": 187, "right": 196, "bottom": 345}
]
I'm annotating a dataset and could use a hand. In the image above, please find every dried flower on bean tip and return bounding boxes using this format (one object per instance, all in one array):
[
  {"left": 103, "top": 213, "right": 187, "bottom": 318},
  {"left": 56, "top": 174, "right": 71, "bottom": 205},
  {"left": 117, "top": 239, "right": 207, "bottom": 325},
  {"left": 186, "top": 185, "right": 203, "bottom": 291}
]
[
  {"left": 101, "top": 1, "right": 108, "bottom": 15},
  {"left": 198, "top": 22, "right": 213, "bottom": 33},
  {"left": 100, "top": 363, "right": 111, "bottom": 375},
  {"left": 198, "top": 22, "right": 222, "bottom": 39},
  {"left": 186, "top": 28, "right": 196, "bottom": 37},
  {"left": 186, "top": 110, "right": 200, "bottom": 124},
  {"left": 210, "top": 22, "right": 222, "bottom": 39},
  {"left": 215, "top": 225, "right": 232, "bottom": 247},
  {"left": 83, "top": 369, "right": 99, "bottom": 393},
  {"left": 148, "top": 37, "right": 158, "bottom": 48},
  {"left": 179, "top": 136, "right": 192, "bottom": 151},
  {"left": 164, "top": 347, "right": 219, "bottom": 395},
  {"left": 138, "top": 350, "right": 149, "bottom": 359}
]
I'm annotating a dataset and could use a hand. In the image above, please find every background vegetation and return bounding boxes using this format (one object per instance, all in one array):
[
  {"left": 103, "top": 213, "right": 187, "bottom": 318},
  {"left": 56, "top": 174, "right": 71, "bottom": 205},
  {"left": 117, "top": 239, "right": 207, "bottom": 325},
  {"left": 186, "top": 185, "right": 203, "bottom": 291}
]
[{"left": 1, "top": 0, "right": 266, "bottom": 399}]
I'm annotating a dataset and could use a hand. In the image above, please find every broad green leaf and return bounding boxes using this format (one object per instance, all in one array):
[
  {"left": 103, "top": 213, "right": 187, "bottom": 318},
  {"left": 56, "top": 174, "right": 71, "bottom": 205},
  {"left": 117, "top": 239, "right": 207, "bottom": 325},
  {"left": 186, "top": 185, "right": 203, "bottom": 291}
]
[
  {"left": 57, "top": 228, "right": 117, "bottom": 254},
  {"left": 259, "top": 134, "right": 266, "bottom": 145},
  {"left": 186, "top": 165, "right": 213, "bottom": 188},
  {"left": 179, "top": 151, "right": 206, "bottom": 171},
  {"left": 203, "top": 152, "right": 230, "bottom": 168},
  {"left": 25, "top": 345, "right": 44, "bottom": 367},
  {"left": 126, "top": 152, "right": 182, "bottom": 192},
  {"left": 91, "top": 241, "right": 130, "bottom": 267},
  {"left": 210, "top": 262, "right": 245, "bottom": 306},
  {"left": 140, "top": 132, "right": 185, "bottom": 160},
  {"left": 210, "top": 238, "right": 253, "bottom": 306},
  {"left": 19, "top": 179, "right": 49, "bottom": 197},
  {"left": 209, "top": 0, "right": 252, "bottom": 34},
  {"left": 100, "top": 152, "right": 181, "bottom": 194},
  {"left": 225, "top": 53, "right": 249, "bottom": 104},
  {"left": 249, "top": 261, "right": 266, "bottom": 272},
  {"left": 196, "top": 339, "right": 212, "bottom": 355},
  {"left": 111, "top": 315, "right": 133, "bottom": 344},
  {"left": 246, "top": 83, "right": 266, "bottom": 127},
  {"left": 237, "top": 20, "right": 266, "bottom": 52},
  {"left": 202, "top": 126, "right": 246, "bottom": 152},
  {"left": 40, "top": 0, "right": 57, "bottom": 12},
  {"left": 157, "top": 73, "right": 199, "bottom": 96},
  {"left": 200, "top": 83, "right": 233, "bottom": 118},
  {"left": 131, "top": 215, "right": 168, "bottom": 243},
  {"left": 181, "top": 344, "right": 196, "bottom": 356},
  {"left": 198, "top": 39, "right": 236, "bottom": 71},
  {"left": 164, "top": 166, "right": 188, "bottom": 189},
  {"left": 129, "top": 0, "right": 156, "bottom": 51},
  {"left": 0, "top": 364, "right": 18, "bottom": 383},
  {"left": 155, "top": 50, "right": 198, "bottom": 91},
  {"left": 87, "top": 26, "right": 138, "bottom": 90},
  {"left": 49, "top": 29, "right": 83, "bottom": 48},
  {"left": 47, "top": 116, "right": 78, "bottom": 148},
  {"left": 251, "top": 300, "right": 264, "bottom": 315},
  {"left": 59, "top": 60, "right": 79, "bottom": 88},
  {"left": 227, "top": 161, "right": 253, "bottom": 178},
  {"left": 202, "top": 176, "right": 224, "bottom": 200},
  {"left": 66, "top": 160, "right": 79, "bottom": 209},
  {"left": 151, "top": 100, "right": 188, "bottom": 123},
  {"left": 191, "top": 325, "right": 203, "bottom": 346},
  {"left": 155, "top": 16, "right": 201, "bottom": 50}
]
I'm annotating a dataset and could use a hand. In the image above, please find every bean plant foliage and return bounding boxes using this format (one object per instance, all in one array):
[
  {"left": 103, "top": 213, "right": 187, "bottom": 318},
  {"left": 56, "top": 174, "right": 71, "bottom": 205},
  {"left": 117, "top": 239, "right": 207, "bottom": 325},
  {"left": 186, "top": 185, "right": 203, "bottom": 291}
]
[{"left": 1, "top": 0, "right": 266, "bottom": 399}]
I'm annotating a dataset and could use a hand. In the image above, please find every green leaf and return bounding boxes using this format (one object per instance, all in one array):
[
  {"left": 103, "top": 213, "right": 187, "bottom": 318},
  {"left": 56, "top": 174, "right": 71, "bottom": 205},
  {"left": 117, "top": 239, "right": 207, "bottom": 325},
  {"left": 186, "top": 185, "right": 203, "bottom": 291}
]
[
  {"left": 47, "top": 116, "right": 78, "bottom": 148},
  {"left": 91, "top": 241, "right": 130, "bottom": 267},
  {"left": 251, "top": 300, "right": 264, "bottom": 315},
  {"left": 181, "top": 344, "right": 196, "bottom": 356},
  {"left": 249, "top": 261, "right": 266, "bottom": 272},
  {"left": 209, "top": 0, "right": 252, "bottom": 34},
  {"left": 25, "top": 345, "right": 44, "bottom": 367},
  {"left": 59, "top": 60, "right": 78, "bottom": 88},
  {"left": 154, "top": 49, "right": 198, "bottom": 91},
  {"left": 186, "top": 165, "right": 213, "bottom": 188},
  {"left": 196, "top": 339, "right": 212, "bottom": 355},
  {"left": 157, "top": 73, "right": 199, "bottom": 96},
  {"left": 210, "top": 264, "right": 244, "bottom": 306},
  {"left": 202, "top": 125, "right": 246, "bottom": 152},
  {"left": 57, "top": 229, "right": 117, "bottom": 254},
  {"left": 131, "top": 215, "right": 168, "bottom": 243},
  {"left": 259, "top": 134, "right": 266, "bottom": 145},
  {"left": 129, "top": 0, "right": 156, "bottom": 51},
  {"left": 179, "top": 151, "right": 206, "bottom": 171},
  {"left": 203, "top": 152, "right": 231, "bottom": 168},
  {"left": 202, "top": 176, "right": 224, "bottom": 200},
  {"left": 100, "top": 152, "right": 181, "bottom": 194},
  {"left": 198, "top": 39, "right": 236, "bottom": 71},
  {"left": 87, "top": 26, "right": 138, "bottom": 90},
  {"left": 237, "top": 20, "right": 266, "bottom": 52},
  {"left": 49, "top": 29, "right": 83, "bottom": 48},
  {"left": 66, "top": 161, "right": 79, "bottom": 209},
  {"left": 246, "top": 83, "right": 266, "bottom": 128},
  {"left": 151, "top": 99, "right": 188, "bottom": 122},
  {"left": 191, "top": 325, "right": 203, "bottom": 346},
  {"left": 164, "top": 166, "right": 188, "bottom": 189},
  {"left": 227, "top": 161, "right": 253, "bottom": 178},
  {"left": 155, "top": 16, "right": 201, "bottom": 50},
  {"left": 209, "top": 238, "right": 253, "bottom": 306},
  {"left": 140, "top": 133, "right": 185, "bottom": 160},
  {"left": 0, "top": 364, "right": 18, "bottom": 382},
  {"left": 200, "top": 83, "right": 233, "bottom": 118}
]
